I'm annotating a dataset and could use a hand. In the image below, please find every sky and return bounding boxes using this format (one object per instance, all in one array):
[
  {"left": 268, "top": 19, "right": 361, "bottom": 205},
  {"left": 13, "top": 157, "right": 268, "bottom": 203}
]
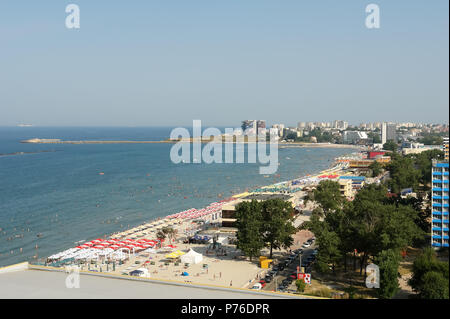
[{"left": 0, "top": 0, "right": 448, "bottom": 127}]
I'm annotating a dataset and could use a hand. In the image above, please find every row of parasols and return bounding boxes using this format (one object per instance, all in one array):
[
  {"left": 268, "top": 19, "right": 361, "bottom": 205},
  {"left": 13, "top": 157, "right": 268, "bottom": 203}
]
[
  {"left": 74, "top": 238, "right": 170, "bottom": 251},
  {"left": 47, "top": 239, "right": 178, "bottom": 261},
  {"left": 166, "top": 198, "right": 234, "bottom": 220}
]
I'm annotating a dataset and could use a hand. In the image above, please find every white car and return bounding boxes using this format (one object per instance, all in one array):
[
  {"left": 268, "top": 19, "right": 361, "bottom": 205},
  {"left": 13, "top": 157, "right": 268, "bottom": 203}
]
[
  {"left": 302, "top": 243, "right": 311, "bottom": 248},
  {"left": 250, "top": 283, "right": 262, "bottom": 290}
]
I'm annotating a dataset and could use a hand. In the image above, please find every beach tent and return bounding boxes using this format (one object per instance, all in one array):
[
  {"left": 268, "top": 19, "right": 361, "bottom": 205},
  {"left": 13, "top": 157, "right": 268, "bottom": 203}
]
[
  {"left": 165, "top": 250, "right": 185, "bottom": 259},
  {"left": 180, "top": 249, "right": 203, "bottom": 264}
]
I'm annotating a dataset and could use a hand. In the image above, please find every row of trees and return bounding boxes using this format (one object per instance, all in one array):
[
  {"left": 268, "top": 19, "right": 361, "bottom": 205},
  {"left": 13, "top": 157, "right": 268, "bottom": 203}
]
[
  {"left": 302, "top": 180, "right": 425, "bottom": 298},
  {"left": 302, "top": 149, "right": 447, "bottom": 298},
  {"left": 235, "top": 199, "right": 297, "bottom": 260}
]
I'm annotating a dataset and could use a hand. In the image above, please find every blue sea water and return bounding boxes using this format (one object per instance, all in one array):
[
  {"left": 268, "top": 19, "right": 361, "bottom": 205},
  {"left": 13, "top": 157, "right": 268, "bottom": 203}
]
[{"left": 0, "top": 127, "right": 354, "bottom": 267}]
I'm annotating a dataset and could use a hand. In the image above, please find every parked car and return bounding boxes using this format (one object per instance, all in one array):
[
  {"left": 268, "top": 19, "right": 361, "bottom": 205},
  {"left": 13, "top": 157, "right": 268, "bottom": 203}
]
[
  {"left": 282, "top": 279, "right": 291, "bottom": 286},
  {"left": 264, "top": 275, "right": 273, "bottom": 283},
  {"left": 278, "top": 264, "right": 285, "bottom": 271},
  {"left": 277, "top": 287, "right": 287, "bottom": 292},
  {"left": 302, "top": 242, "right": 311, "bottom": 248},
  {"left": 250, "top": 283, "right": 263, "bottom": 290}
]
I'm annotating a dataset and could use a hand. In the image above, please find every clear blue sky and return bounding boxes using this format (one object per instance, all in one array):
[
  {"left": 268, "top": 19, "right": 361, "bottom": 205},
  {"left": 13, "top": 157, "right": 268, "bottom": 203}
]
[{"left": 0, "top": 0, "right": 448, "bottom": 127}]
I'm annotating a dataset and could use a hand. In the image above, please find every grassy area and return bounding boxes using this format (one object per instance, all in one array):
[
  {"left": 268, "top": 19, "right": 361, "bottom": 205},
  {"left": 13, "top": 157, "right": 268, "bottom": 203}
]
[{"left": 300, "top": 268, "right": 378, "bottom": 299}]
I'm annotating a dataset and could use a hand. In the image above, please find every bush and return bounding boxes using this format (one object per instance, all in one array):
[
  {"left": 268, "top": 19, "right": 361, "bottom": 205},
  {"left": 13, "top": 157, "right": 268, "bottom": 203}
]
[{"left": 295, "top": 279, "right": 306, "bottom": 293}]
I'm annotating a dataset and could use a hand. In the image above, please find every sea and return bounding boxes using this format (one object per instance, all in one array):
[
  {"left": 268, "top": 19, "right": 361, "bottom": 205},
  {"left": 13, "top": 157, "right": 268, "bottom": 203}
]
[{"left": 0, "top": 126, "right": 355, "bottom": 267}]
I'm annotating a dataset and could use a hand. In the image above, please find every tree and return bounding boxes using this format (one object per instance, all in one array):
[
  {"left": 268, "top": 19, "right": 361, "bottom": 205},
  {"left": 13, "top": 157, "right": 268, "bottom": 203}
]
[
  {"left": 161, "top": 226, "right": 177, "bottom": 244},
  {"left": 383, "top": 140, "right": 398, "bottom": 152},
  {"left": 420, "top": 271, "right": 449, "bottom": 299},
  {"left": 235, "top": 200, "right": 265, "bottom": 261},
  {"left": 376, "top": 249, "right": 401, "bottom": 299},
  {"left": 315, "top": 228, "right": 341, "bottom": 274},
  {"left": 412, "top": 149, "right": 445, "bottom": 187},
  {"left": 369, "top": 161, "right": 383, "bottom": 177},
  {"left": 261, "top": 199, "right": 296, "bottom": 259},
  {"left": 368, "top": 131, "right": 381, "bottom": 144},
  {"left": 311, "top": 180, "right": 345, "bottom": 215},
  {"left": 296, "top": 279, "right": 306, "bottom": 293},
  {"left": 409, "top": 247, "right": 449, "bottom": 299},
  {"left": 156, "top": 230, "right": 166, "bottom": 247},
  {"left": 346, "top": 184, "right": 422, "bottom": 275},
  {"left": 386, "top": 156, "right": 421, "bottom": 193},
  {"left": 417, "top": 134, "right": 444, "bottom": 146}
]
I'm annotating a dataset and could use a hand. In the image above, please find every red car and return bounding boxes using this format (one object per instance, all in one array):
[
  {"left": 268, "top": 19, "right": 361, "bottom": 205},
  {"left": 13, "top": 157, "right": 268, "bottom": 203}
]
[{"left": 259, "top": 280, "right": 267, "bottom": 288}]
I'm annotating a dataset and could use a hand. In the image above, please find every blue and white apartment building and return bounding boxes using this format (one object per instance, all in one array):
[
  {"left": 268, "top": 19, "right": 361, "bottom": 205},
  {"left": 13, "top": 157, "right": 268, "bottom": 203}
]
[{"left": 431, "top": 159, "right": 450, "bottom": 248}]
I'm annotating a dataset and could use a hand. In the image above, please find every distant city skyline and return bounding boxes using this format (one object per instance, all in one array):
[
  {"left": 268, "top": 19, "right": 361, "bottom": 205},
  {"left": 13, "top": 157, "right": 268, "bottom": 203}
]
[{"left": 0, "top": 1, "right": 448, "bottom": 127}]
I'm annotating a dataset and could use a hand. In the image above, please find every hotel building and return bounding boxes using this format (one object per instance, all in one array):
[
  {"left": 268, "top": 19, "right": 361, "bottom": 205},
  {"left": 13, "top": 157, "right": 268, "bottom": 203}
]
[{"left": 431, "top": 159, "right": 449, "bottom": 248}]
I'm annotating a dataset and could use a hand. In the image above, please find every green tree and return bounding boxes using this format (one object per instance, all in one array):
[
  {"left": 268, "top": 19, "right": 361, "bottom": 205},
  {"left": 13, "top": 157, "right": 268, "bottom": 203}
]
[
  {"left": 235, "top": 200, "right": 265, "bottom": 261},
  {"left": 420, "top": 271, "right": 449, "bottom": 299},
  {"left": 383, "top": 140, "right": 398, "bottom": 152},
  {"left": 386, "top": 156, "right": 421, "bottom": 193},
  {"left": 376, "top": 249, "right": 401, "bottom": 299},
  {"left": 315, "top": 228, "right": 342, "bottom": 274},
  {"left": 368, "top": 132, "right": 381, "bottom": 144},
  {"left": 417, "top": 134, "right": 444, "bottom": 146},
  {"left": 296, "top": 279, "right": 306, "bottom": 293},
  {"left": 311, "top": 180, "right": 345, "bottom": 215},
  {"left": 369, "top": 161, "right": 383, "bottom": 177},
  {"left": 261, "top": 199, "right": 296, "bottom": 259},
  {"left": 412, "top": 149, "right": 445, "bottom": 187},
  {"left": 409, "top": 247, "right": 449, "bottom": 299}
]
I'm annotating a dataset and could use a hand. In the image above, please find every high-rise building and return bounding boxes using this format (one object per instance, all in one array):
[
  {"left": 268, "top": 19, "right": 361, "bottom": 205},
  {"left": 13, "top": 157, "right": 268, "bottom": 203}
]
[
  {"left": 272, "top": 124, "right": 285, "bottom": 137},
  {"left": 297, "top": 122, "right": 306, "bottom": 130},
  {"left": 381, "top": 122, "right": 397, "bottom": 144},
  {"left": 431, "top": 160, "right": 449, "bottom": 248},
  {"left": 443, "top": 137, "right": 449, "bottom": 161},
  {"left": 256, "top": 120, "right": 266, "bottom": 136},
  {"left": 332, "top": 120, "right": 348, "bottom": 130},
  {"left": 241, "top": 120, "right": 257, "bottom": 135}
]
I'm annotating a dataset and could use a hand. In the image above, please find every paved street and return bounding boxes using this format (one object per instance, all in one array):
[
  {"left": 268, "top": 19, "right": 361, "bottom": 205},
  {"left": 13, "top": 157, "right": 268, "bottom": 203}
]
[{"left": 262, "top": 243, "right": 316, "bottom": 293}]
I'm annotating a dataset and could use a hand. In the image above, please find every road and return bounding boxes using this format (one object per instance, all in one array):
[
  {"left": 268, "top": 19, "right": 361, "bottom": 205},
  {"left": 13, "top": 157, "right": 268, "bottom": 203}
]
[{"left": 263, "top": 243, "right": 316, "bottom": 293}]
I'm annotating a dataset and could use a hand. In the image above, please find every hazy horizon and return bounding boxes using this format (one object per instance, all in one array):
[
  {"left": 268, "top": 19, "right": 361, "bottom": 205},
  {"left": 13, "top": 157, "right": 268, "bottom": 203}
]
[{"left": 1, "top": 1, "right": 448, "bottom": 127}]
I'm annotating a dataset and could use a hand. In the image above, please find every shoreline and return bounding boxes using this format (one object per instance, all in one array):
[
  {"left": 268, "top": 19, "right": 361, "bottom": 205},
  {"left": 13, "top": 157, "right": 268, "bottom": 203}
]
[
  {"left": 0, "top": 147, "right": 358, "bottom": 269},
  {"left": 21, "top": 138, "right": 363, "bottom": 149},
  {"left": 3, "top": 149, "right": 360, "bottom": 291}
]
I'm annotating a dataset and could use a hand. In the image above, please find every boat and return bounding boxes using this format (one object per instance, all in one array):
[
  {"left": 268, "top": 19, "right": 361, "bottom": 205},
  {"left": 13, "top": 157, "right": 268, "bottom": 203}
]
[{"left": 17, "top": 124, "right": 33, "bottom": 127}]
